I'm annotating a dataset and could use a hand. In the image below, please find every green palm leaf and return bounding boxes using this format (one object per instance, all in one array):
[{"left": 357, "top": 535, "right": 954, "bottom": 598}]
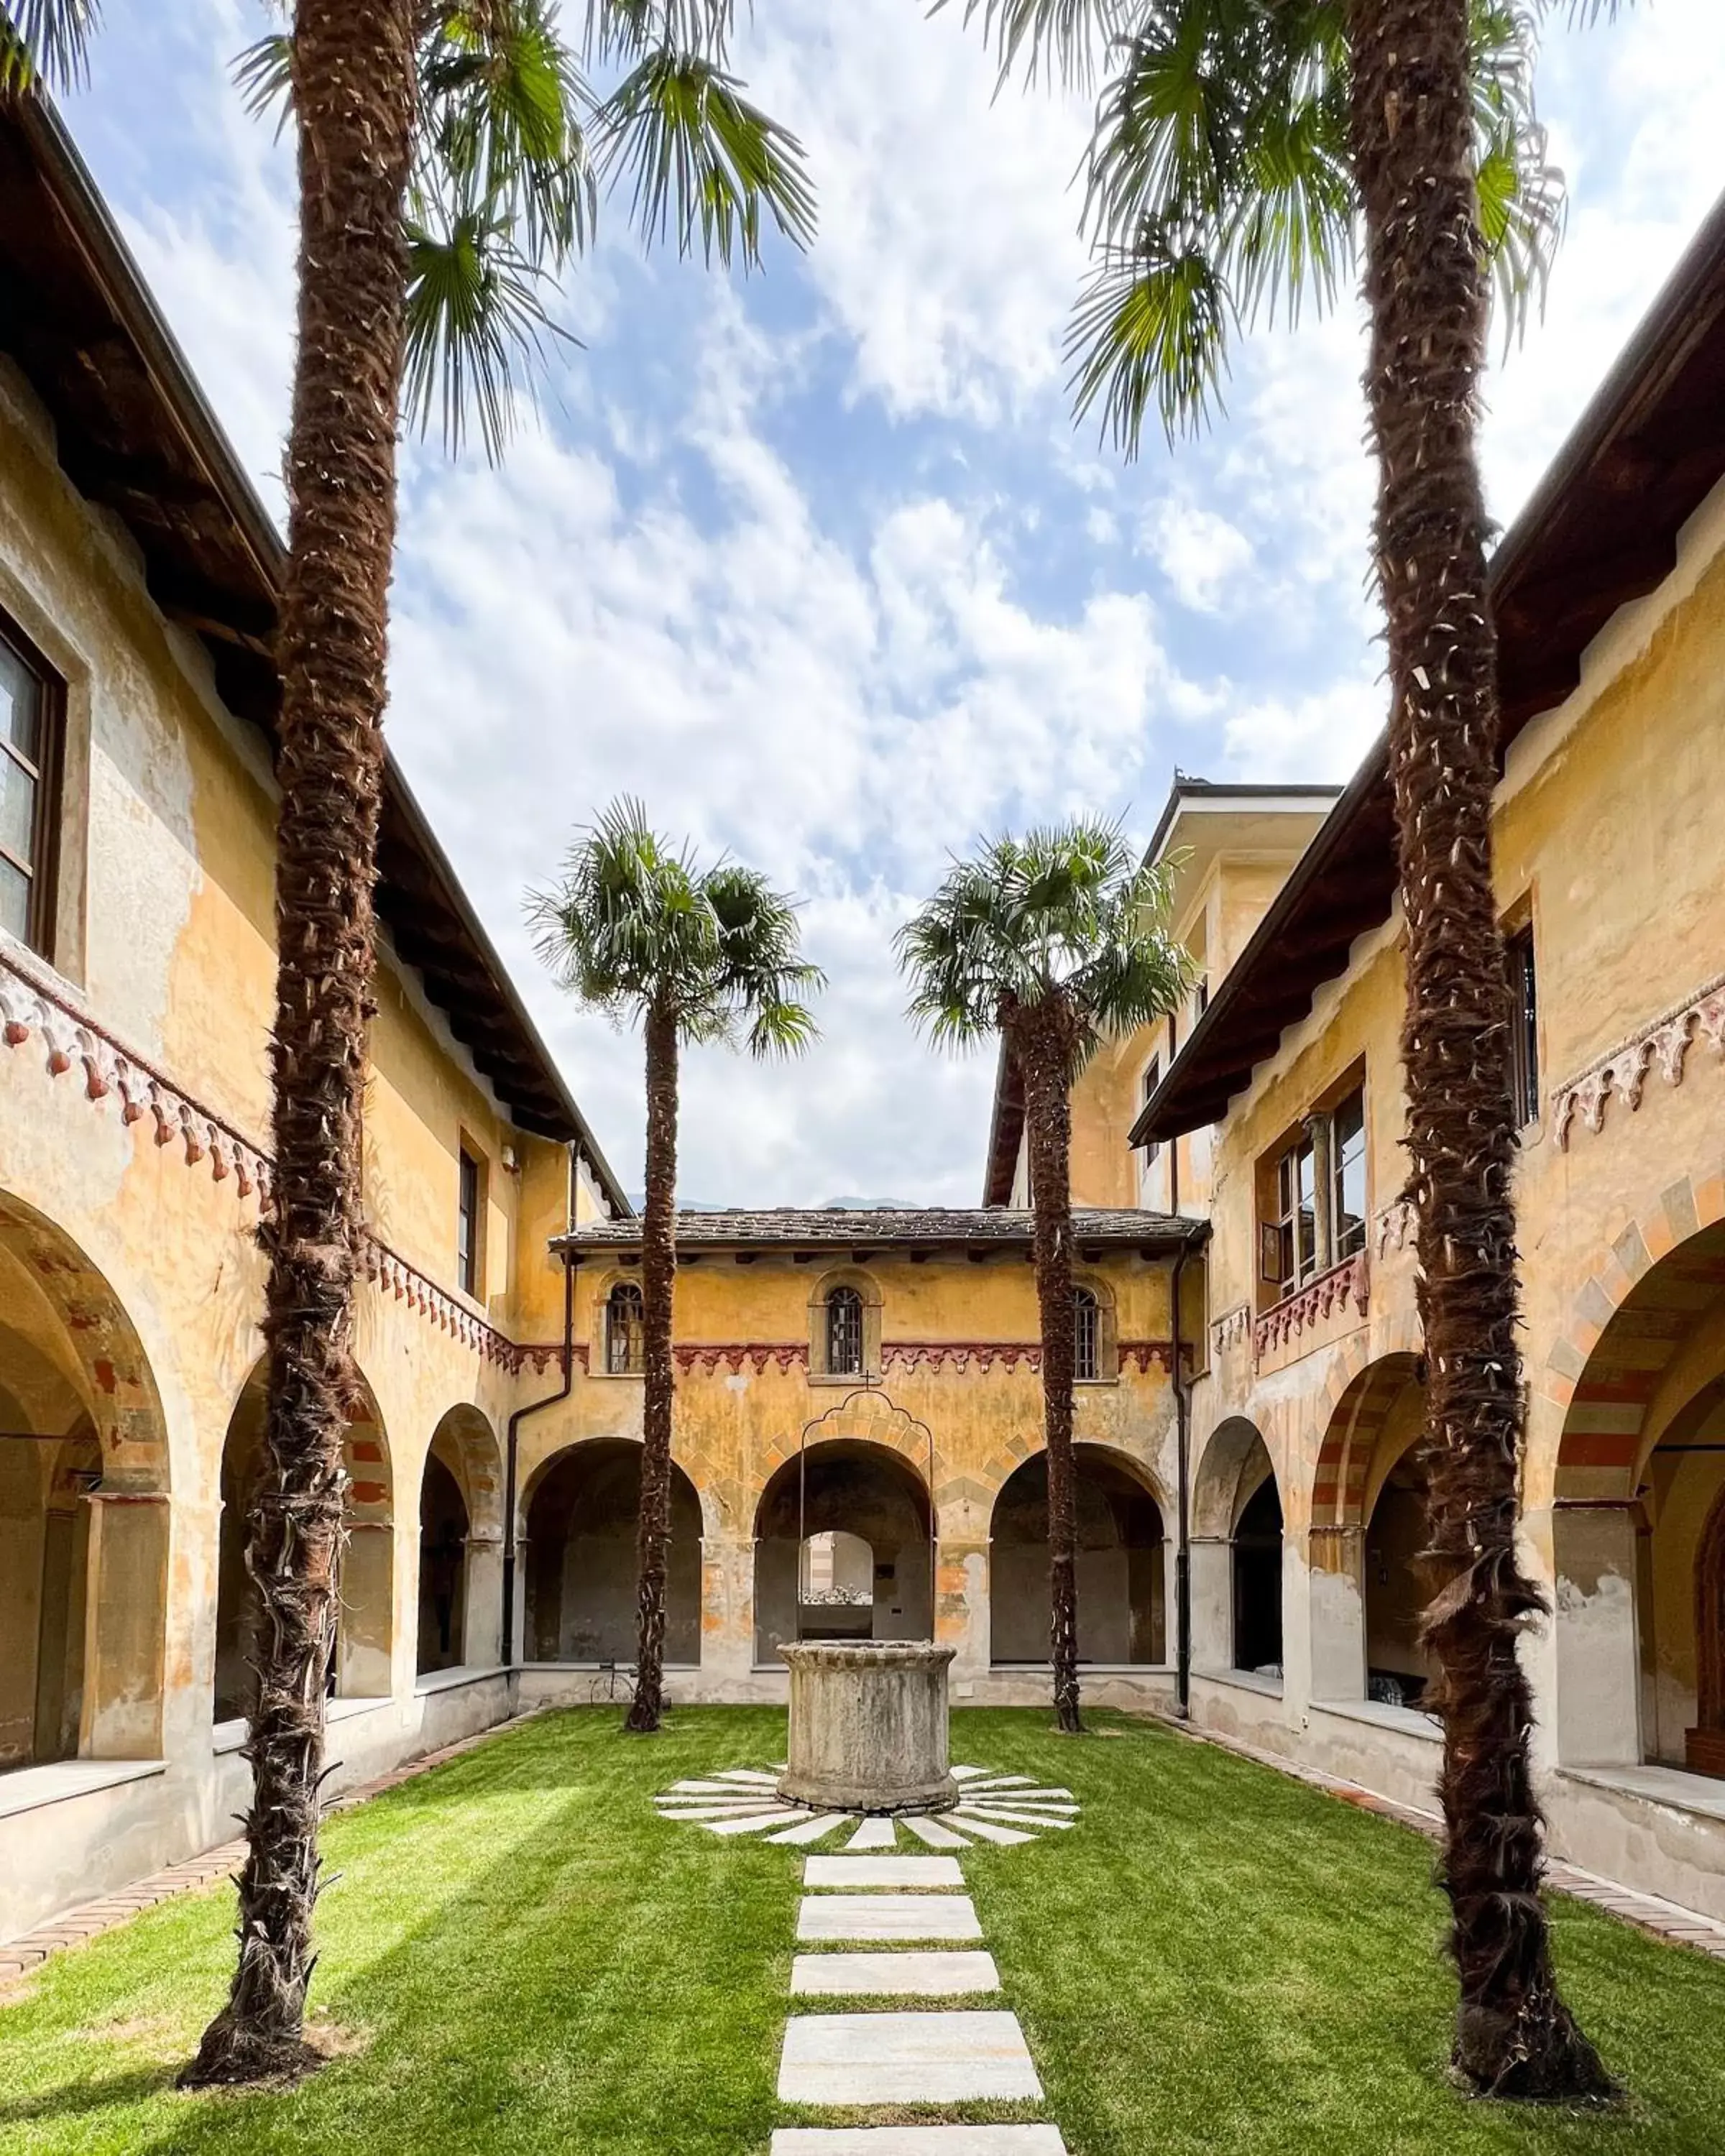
[{"left": 0, "top": 0, "right": 101, "bottom": 91}]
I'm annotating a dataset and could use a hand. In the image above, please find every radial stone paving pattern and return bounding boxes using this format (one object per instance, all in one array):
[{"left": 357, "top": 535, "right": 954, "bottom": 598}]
[
  {"left": 652, "top": 1765, "right": 1075, "bottom": 2150},
  {"left": 651, "top": 1763, "right": 1081, "bottom": 1851}
]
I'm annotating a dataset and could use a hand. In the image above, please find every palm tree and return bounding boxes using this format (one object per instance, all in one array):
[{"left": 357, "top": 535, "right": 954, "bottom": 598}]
[
  {"left": 6, "top": 0, "right": 814, "bottom": 2088},
  {"left": 943, "top": 0, "right": 1620, "bottom": 2101},
  {"left": 897, "top": 819, "right": 1191, "bottom": 1733},
  {"left": 530, "top": 800, "right": 822, "bottom": 1732}
]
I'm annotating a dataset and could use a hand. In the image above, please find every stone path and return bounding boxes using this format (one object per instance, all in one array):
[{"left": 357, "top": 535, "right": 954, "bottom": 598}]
[{"left": 771, "top": 1818, "right": 1070, "bottom": 2154}]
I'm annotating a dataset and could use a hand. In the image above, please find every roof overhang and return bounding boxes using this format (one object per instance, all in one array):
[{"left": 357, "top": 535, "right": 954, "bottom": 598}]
[
  {"left": 1134, "top": 183, "right": 1725, "bottom": 1148},
  {"left": 0, "top": 88, "right": 627, "bottom": 1206},
  {"left": 557, "top": 1207, "right": 1208, "bottom": 1262}
]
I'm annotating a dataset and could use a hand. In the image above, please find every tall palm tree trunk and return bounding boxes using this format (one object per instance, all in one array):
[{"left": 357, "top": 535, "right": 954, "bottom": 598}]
[
  {"left": 1017, "top": 1028, "right": 1082, "bottom": 1735},
  {"left": 627, "top": 1001, "right": 678, "bottom": 1733},
  {"left": 180, "top": 0, "right": 418, "bottom": 2091},
  {"left": 1349, "top": 0, "right": 1609, "bottom": 2100}
]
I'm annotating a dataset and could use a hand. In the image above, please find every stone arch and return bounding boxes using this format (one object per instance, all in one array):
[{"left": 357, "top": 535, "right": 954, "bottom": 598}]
[
  {"left": 1192, "top": 1415, "right": 1274, "bottom": 1542},
  {"left": 750, "top": 1389, "right": 937, "bottom": 1519},
  {"left": 1191, "top": 1416, "right": 1283, "bottom": 1680},
  {"left": 753, "top": 1437, "right": 933, "bottom": 1664},
  {"left": 989, "top": 1442, "right": 1166, "bottom": 1666},
  {"left": 1310, "top": 1351, "right": 1424, "bottom": 1529},
  {"left": 418, "top": 1407, "right": 505, "bottom": 1674},
  {"left": 0, "top": 1189, "right": 169, "bottom": 1493},
  {"left": 522, "top": 1437, "right": 702, "bottom": 1667},
  {"left": 0, "top": 1192, "right": 170, "bottom": 1764},
  {"left": 213, "top": 1358, "right": 395, "bottom": 1720},
  {"left": 1547, "top": 1209, "right": 1725, "bottom": 1771}
]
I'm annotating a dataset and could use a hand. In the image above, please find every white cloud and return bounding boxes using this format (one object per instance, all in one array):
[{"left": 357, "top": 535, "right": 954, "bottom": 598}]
[
  {"left": 55, "top": 0, "right": 1725, "bottom": 1205},
  {"left": 1144, "top": 497, "right": 1256, "bottom": 614}
]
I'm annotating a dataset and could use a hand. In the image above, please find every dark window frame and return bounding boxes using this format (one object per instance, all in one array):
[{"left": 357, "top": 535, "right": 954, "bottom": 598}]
[
  {"left": 1261, "top": 1082, "right": 1366, "bottom": 1302},
  {"left": 1073, "top": 1285, "right": 1101, "bottom": 1382},
  {"left": 606, "top": 1280, "right": 645, "bottom": 1374},
  {"left": 457, "top": 1146, "right": 482, "bottom": 1297},
  {"left": 0, "top": 609, "right": 65, "bottom": 959},
  {"left": 1140, "top": 1056, "right": 1162, "bottom": 1168},
  {"left": 824, "top": 1284, "right": 865, "bottom": 1377},
  {"left": 1506, "top": 924, "right": 1540, "bottom": 1130}
]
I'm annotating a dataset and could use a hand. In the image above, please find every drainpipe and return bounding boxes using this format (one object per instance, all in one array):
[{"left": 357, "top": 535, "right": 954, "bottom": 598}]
[{"left": 502, "top": 1248, "right": 575, "bottom": 1674}]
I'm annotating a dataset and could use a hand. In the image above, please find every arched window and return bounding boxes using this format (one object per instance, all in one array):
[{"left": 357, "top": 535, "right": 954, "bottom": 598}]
[
  {"left": 1073, "top": 1286, "right": 1100, "bottom": 1382},
  {"left": 826, "top": 1286, "right": 865, "bottom": 1378},
  {"left": 606, "top": 1281, "right": 645, "bottom": 1374}
]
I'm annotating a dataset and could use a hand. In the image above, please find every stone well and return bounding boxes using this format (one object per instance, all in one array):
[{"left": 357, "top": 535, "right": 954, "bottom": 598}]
[{"left": 777, "top": 1640, "right": 958, "bottom": 1815}]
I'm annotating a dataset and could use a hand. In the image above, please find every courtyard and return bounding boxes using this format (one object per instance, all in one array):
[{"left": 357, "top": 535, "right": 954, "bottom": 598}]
[{"left": 3, "top": 1707, "right": 1724, "bottom": 2155}]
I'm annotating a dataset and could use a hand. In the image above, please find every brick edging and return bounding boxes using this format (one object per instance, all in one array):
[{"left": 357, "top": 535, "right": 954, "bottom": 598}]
[
  {"left": 1147, "top": 1710, "right": 1725, "bottom": 1962},
  {"left": 0, "top": 1709, "right": 543, "bottom": 1989}
]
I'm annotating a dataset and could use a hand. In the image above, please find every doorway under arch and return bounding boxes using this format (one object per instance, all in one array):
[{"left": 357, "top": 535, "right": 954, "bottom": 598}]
[
  {"left": 753, "top": 1440, "right": 932, "bottom": 1666},
  {"left": 213, "top": 1360, "right": 395, "bottom": 1721},
  {"left": 523, "top": 1439, "right": 702, "bottom": 1667},
  {"left": 989, "top": 1445, "right": 1165, "bottom": 1665},
  {"left": 1192, "top": 1416, "right": 1283, "bottom": 1679}
]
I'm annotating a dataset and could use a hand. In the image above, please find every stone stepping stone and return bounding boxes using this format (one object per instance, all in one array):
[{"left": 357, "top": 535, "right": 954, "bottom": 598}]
[
  {"left": 950, "top": 1765, "right": 993, "bottom": 1781},
  {"left": 957, "top": 1807, "right": 1076, "bottom": 1831},
  {"left": 768, "top": 1814, "right": 855, "bottom": 1846},
  {"left": 806, "top": 1856, "right": 965, "bottom": 1890},
  {"left": 668, "top": 1779, "right": 772, "bottom": 1795},
  {"left": 714, "top": 1769, "right": 782, "bottom": 1785},
  {"left": 901, "top": 1814, "right": 971, "bottom": 1850},
  {"left": 777, "top": 2010, "right": 1042, "bottom": 2104},
  {"left": 771, "top": 2132, "right": 1067, "bottom": 2154},
  {"left": 797, "top": 1894, "right": 982, "bottom": 1942},
  {"left": 703, "top": 1812, "right": 801, "bottom": 1836},
  {"left": 658, "top": 1798, "right": 790, "bottom": 1815},
  {"left": 791, "top": 1950, "right": 1000, "bottom": 1997},
  {"left": 955, "top": 1774, "right": 1038, "bottom": 1792},
  {"left": 845, "top": 1817, "right": 898, "bottom": 1851},
  {"left": 945, "top": 1815, "right": 1034, "bottom": 1847}
]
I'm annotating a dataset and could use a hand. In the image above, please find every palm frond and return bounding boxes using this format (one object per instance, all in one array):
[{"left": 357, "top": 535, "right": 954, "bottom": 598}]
[
  {"left": 530, "top": 800, "right": 821, "bottom": 1058},
  {"left": 1, "top": 0, "right": 101, "bottom": 91},
  {"left": 597, "top": 45, "right": 815, "bottom": 265},
  {"left": 403, "top": 211, "right": 571, "bottom": 461},
  {"left": 930, "top": 0, "right": 1131, "bottom": 91},
  {"left": 1066, "top": 224, "right": 1233, "bottom": 452},
  {"left": 898, "top": 816, "right": 1195, "bottom": 1076},
  {"left": 233, "top": 32, "right": 293, "bottom": 134}
]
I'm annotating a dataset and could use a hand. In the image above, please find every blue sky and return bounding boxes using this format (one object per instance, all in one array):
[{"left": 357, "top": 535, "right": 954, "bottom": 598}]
[{"left": 60, "top": 0, "right": 1725, "bottom": 1206}]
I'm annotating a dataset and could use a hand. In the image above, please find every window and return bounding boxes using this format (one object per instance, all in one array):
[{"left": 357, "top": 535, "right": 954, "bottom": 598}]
[
  {"left": 1261, "top": 1084, "right": 1366, "bottom": 1300},
  {"left": 1331, "top": 1089, "right": 1366, "bottom": 1261},
  {"left": 825, "top": 1285, "right": 864, "bottom": 1378},
  {"left": 606, "top": 1281, "right": 645, "bottom": 1374},
  {"left": 1139, "top": 1058, "right": 1162, "bottom": 1165},
  {"left": 456, "top": 1146, "right": 482, "bottom": 1296},
  {"left": 0, "top": 619, "right": 60, "bottom": 955},
  {"left": 1506, "top": 926, "right": 1539, "bottom": 1129},
  {"left": 1073, "top": 1286, "right": 1100, "bottom": 1382}
]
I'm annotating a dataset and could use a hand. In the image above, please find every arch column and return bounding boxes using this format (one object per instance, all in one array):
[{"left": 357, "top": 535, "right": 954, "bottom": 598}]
[
  {"left": 338, "top": 1520, "right": 395, "bottom": 1697},
  {"left": 78, "top": 1490, "right": 169, "bottom": 1757},
  {"left": 463, "top": 1527, "right": 504, "bottom": 1668},
  {"left": 1190, "top": 1534, "right": 1232, "bottom": 1670},
  {"left": 1307, "top": 1524, "right": 1364, "bottom": 1700},
  {"left": 1552, "top": 1498, "right": 1642, "bottom": 1765},
  {"left": 936, "top": 1534, "right": 989, "bottom": 1681},
  {"left": 702, "top": 1529, "right": 756, "bottom": 1683}
]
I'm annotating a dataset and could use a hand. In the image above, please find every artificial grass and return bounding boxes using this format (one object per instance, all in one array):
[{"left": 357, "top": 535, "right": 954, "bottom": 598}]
[{"left": 0, "top": 1706, "right": 1721, "bottom": 2154}]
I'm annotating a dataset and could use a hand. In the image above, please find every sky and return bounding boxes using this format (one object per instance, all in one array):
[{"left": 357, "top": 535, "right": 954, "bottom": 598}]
[{"left": 59, "top": 0, "right": 1725, "bottom": 1207}]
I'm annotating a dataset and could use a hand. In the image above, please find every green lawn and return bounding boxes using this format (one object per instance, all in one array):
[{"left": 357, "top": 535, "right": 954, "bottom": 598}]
[{"left": 1, "top": 1707, "right": 1723, "bottom": 2154}]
